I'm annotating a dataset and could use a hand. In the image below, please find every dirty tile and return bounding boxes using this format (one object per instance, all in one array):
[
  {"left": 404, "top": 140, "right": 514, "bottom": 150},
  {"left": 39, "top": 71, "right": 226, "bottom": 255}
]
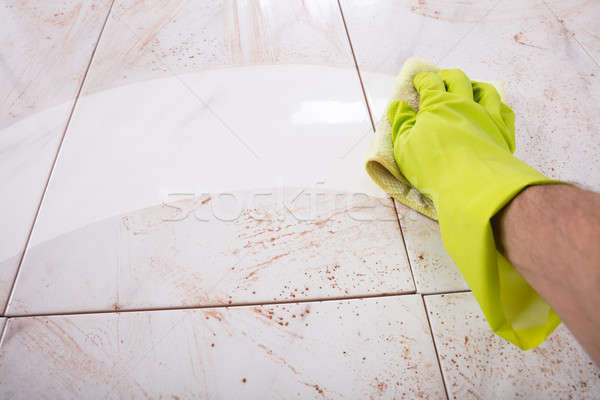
[
  {"left": 9, "top": 0, "right": 413, "bottom": 314},
  {"left": 545, "top": 0, "right": 600, "bottom": 63},
  {"left": 395, "top": 201, "right": 468, "bottom": 294},
  {"left": 426, "top": 292, "right": 600, "bottom": 399},
  {"left": 0, "top": 295, "right": 446, "bottom": 399},
  {"left": 439, "top": 1, "right": 600, "bottom": 191},
  {"left": 0, "top": 318, "right": 5, "bottom": 335},
  {"left": 339, "top": 0, "right": 500, "bottom": 118},
  {"left": 342, "top": 0, "right": 600, "bottom": 190},
  {"left": 10, "top": 190, "right": 411, "bottom": 314},
  {"left": 84, "top": 0, "right": 356, "bottom": 94},
  {"left": 0, "top": 1, "right": 113, "bottom": 310}
]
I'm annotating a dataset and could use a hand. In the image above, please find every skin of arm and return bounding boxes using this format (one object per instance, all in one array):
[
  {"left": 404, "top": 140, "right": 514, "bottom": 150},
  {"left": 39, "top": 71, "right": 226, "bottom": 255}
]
[{"left": 493, "top": 184, "right": 600, "bottom": 366}]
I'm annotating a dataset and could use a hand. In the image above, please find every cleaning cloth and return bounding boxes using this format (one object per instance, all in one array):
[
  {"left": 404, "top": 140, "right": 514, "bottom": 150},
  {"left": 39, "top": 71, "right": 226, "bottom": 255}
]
[
  {"left": 365, "top": 58, "right": 440, "bottom": 220},
  {"left": 365, "top": 58, "right": 503, "bottom": 219},
  {"left": 366, "top": 57, "right": 561, "bottom": 350}
]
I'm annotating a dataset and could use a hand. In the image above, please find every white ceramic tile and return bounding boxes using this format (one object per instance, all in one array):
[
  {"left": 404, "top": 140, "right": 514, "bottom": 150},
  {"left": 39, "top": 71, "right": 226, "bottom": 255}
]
[
  {"left": 438, "top": 1, "right": 600, "bottom": 191},
  {"left": 426, "top": 292, "right": 600, "bottom": 399},
  {"left": 10, "top": 189, "right": 411, "bottom": 314},
  {"left": 0, "top": 295, "right": 446, "bottom": 399},
  {"left": 84, "top": 0, "right": 356, "bottom": 94},
  {"left": 0, "top": 318, "right": 5, "bottom": 335},
  {"left": 9, "top": 0, "right": 414, "bottom": 314},
  {"left": 545, "top": 0, "right": 600, "bottom": 63},
  {"left": 395, "top": 201, "right": 468, "bottom": 294},
  {"left": 339, "top": 0, "right": 500, "bottom": 118},
  {"left": 0, "top": 1, "right": 112, "bottom": 310}
]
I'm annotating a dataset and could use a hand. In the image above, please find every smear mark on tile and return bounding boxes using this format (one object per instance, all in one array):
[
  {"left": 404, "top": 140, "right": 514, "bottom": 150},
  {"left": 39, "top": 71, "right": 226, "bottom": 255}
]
[
  {"left": 0, "top": 295, "right": 445, "bottom": 399},
  {"left": 9, "top": 190, "right": 412, "bottom": 314},
  {"left": 84, "top": 0, "right": 354, "bottom": 94}
]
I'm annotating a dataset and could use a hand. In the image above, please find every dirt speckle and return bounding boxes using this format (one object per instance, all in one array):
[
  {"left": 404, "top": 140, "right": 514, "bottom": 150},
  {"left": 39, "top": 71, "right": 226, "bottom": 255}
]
[{"left": 513, "top": 31, "right": 546, "bottom": 50}]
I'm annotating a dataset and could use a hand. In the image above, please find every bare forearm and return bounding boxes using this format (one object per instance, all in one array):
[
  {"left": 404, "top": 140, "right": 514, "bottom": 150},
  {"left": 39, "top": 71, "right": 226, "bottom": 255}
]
[{"left": 493, "top": 184, "right": 600, "bottom": 365}]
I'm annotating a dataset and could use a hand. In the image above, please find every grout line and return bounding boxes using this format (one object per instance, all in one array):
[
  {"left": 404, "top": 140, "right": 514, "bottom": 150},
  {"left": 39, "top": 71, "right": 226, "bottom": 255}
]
[
  {"left": 393, "top": 199, "right": 418, "bottom": 291},
  {"left": 5, "top": 291, "right": 418, "bottom": 319},
  {"left": 570, "top": 35, "right": 600, "bottom": 69},
  {"left": 113, "top": 13, "right": 261, "bottom": 160},
  {"left": 337, "top": 0, "right": 376, "bottom": 132},
  {"left": 422, "top": 289, "right": 471, "bottom": 296},
  {"left": 393, "top": 200, "right": 471, "bottom": 298},
  {"left": 422, "top": 295, "right": 450, "bottom": 400},
  {"left": 1, "top": 0, "right": 116, "bottom": 316},
  {"left": 0, "top": 318, "right": 8, "bottom": 348}
]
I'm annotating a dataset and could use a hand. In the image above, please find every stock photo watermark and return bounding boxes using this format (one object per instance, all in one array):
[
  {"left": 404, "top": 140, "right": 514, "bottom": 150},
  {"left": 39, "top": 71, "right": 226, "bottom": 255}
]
[{"left": 159, "top": 187, "right": 402, "bottom": 224}]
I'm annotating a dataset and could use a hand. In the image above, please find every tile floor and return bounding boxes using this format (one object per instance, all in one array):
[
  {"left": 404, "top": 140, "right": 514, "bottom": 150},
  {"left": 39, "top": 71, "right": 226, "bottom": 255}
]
[{"left": 1, "top": 0, "right": 599, "bottom": 398}]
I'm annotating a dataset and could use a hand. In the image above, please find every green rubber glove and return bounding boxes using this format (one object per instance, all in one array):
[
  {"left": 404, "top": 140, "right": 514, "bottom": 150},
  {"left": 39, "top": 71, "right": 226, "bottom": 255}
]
[{"left": 388, "top": 69, "right": 561, "bottom": 349}]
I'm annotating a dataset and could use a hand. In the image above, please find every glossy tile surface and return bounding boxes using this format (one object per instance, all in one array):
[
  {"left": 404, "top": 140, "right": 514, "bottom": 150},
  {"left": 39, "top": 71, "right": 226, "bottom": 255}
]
[
  {"left": 10, "top": 190, "right": 410, "bottom": 315},
  {"left": 342, "top": 0, "right": 600, "bottom": 292},
  {"left": 395, "top": 201, "right": 467, "bottom": 294},
  {"left": 0, "top": 1, "right": 112, "bottom": 310},
  {"left": 426, "top": 292, "right": 600, "bottom": 399},
  {"left": 9, "top": 0, "right": 414, "bottom": 315},
  {"left": 0, "top": 296, "right": 446, "bottom": 399}
]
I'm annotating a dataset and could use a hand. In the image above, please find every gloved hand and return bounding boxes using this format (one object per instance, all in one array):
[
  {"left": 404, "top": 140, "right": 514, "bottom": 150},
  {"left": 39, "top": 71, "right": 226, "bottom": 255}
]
[{"left": 388, "top": 69, "right": 561, "bottom": 349}]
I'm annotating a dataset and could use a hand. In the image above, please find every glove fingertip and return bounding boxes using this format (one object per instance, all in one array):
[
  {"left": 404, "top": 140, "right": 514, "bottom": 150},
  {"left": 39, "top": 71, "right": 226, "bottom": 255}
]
[
  {"left": 414, "top": 71, "right": 445, "bottom": 94},
  {"left": 387, "top": 100, "right": 416, "bottom": 143}
]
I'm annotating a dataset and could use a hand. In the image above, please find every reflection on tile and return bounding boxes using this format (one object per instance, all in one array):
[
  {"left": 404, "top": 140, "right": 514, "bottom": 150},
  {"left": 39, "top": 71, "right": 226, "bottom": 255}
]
[
  {"left": 395, "top": 201, "right": 467, "bottom": 294},
  {"left": 0, "top": 1, "right": 112, "bottom": 310},
  {"left": 10, "top": 0, "right": 406, "bottom": 315},
  {"left": 426, "top": 292, "right": 600, "bottom": 399},
  {"left": 0, "top": 296, "right": 445, "bottom": 399},
  {"left": 342, "top": 0, "right": 600, "bottom": 190},
  {"left": 9, "top": 190, "right": 412, "bottom": 315}
]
